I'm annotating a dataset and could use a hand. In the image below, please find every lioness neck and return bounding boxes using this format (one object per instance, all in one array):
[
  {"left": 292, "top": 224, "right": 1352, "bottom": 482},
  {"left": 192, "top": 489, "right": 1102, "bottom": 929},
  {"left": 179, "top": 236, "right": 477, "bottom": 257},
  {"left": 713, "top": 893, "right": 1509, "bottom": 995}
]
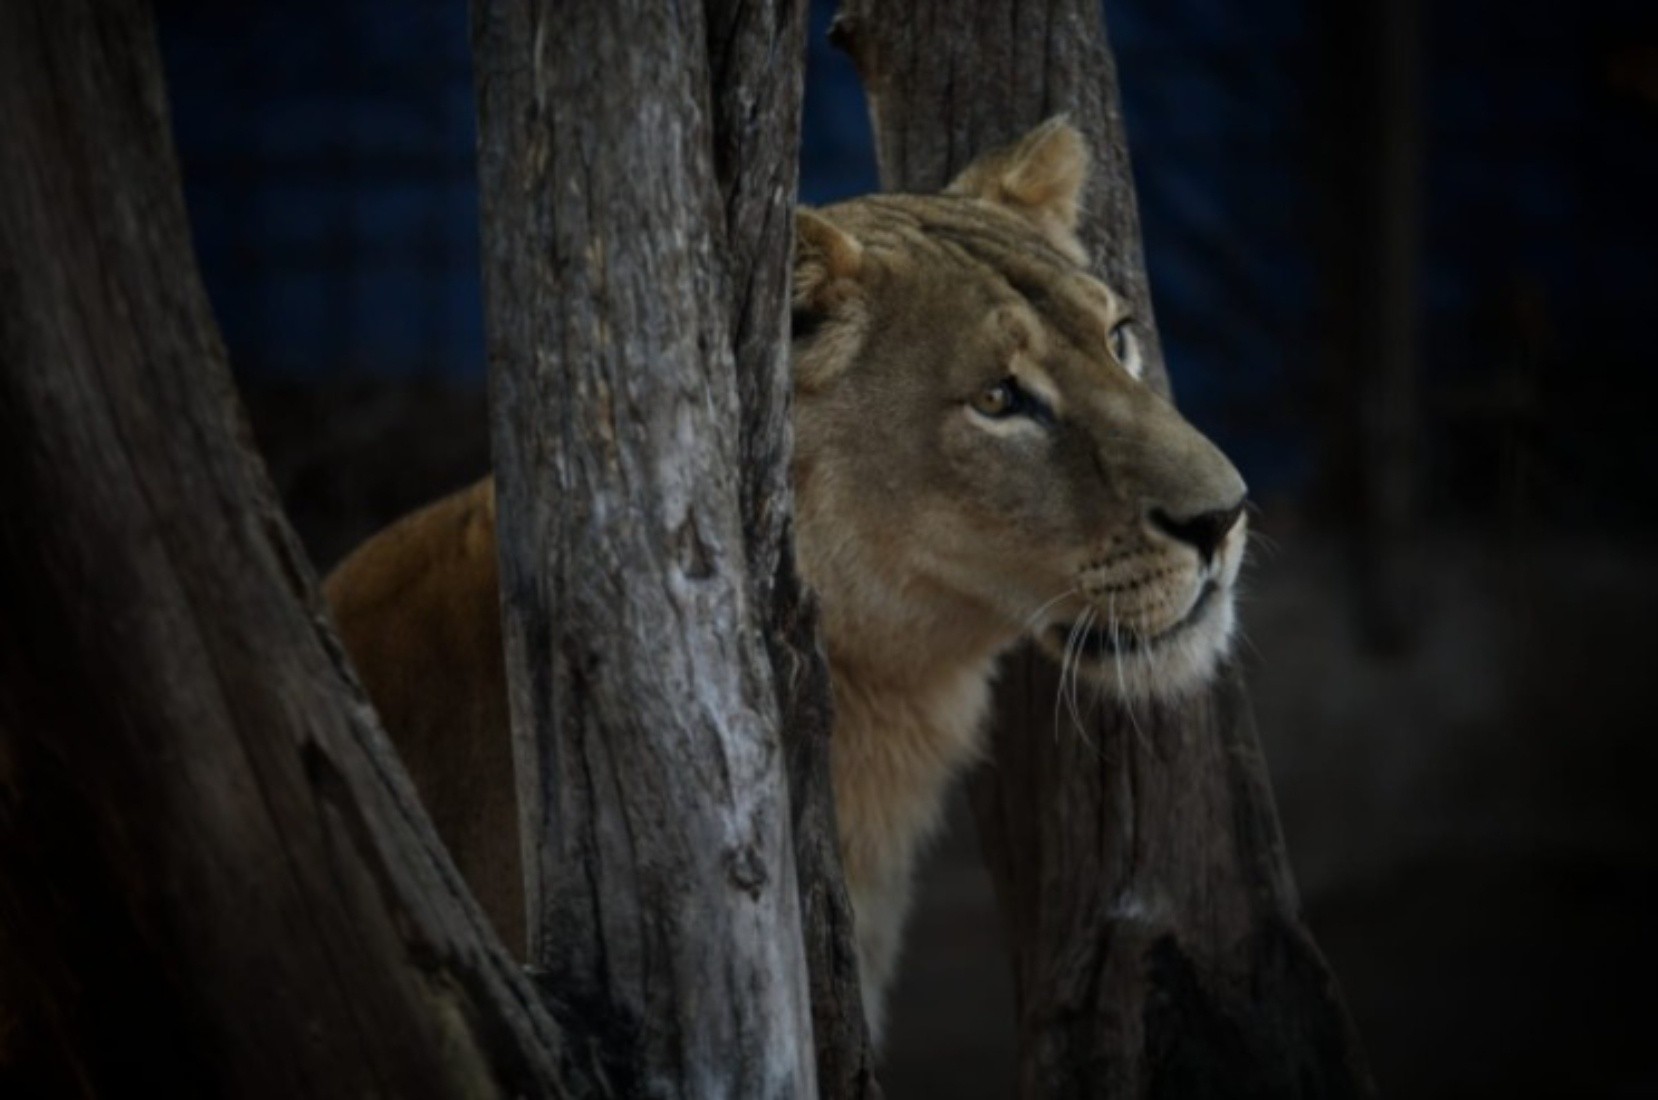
[
  {"left": 826, "top": 630, "right": 1001, "bottom": 886},
  {"left": 801, "top": 525, "right": 1014, "bottom": 1036}
]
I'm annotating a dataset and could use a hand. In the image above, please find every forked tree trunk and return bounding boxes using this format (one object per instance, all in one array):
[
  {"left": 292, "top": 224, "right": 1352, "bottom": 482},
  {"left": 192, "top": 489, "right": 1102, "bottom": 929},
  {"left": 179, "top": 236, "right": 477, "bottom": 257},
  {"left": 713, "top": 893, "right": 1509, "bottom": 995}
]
[
  {"left": 473, "top": 0, "right": 870, "bottom": 1095},
  {"left": 832, "top": 4, "right": 1377, "bottom": 1097},
  {"left": 1, "top": 1, "right": 868, "bottom": 1096},
  {"left": 0, "top": 3, "right": 577, "bottom": 1095}
]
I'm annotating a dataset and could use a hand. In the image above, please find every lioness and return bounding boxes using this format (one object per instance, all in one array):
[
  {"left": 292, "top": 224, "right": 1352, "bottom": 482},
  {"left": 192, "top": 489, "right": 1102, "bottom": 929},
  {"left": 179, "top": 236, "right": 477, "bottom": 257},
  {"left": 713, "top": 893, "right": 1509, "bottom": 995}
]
[{"left": 325, "top": 119, "right": 1247, "bottom": 1040}]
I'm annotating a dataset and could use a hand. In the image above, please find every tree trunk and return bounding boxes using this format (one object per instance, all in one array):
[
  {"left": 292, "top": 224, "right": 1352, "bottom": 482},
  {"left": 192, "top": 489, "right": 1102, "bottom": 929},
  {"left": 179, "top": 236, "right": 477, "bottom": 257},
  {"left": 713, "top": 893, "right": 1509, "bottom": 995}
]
[
  {"left": 704, "top": 3, "right": 879, "bottom": 1094},
  {"left": 474, "top": 1, "right": 869, "bottom": 1095},
  {"left": 0, "top": 2, "right": 580, "bottom": 1095},
  {"left": 832, "top": 3, "right": 1377, "bottom": 1097}
]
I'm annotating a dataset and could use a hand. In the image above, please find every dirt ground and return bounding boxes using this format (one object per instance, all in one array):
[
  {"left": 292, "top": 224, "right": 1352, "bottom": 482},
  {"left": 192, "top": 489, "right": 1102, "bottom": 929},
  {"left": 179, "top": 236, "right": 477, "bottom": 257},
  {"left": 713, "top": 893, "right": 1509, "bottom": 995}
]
[{"left": 251, "top": 381, "right": 1658, "bottom": 1098}]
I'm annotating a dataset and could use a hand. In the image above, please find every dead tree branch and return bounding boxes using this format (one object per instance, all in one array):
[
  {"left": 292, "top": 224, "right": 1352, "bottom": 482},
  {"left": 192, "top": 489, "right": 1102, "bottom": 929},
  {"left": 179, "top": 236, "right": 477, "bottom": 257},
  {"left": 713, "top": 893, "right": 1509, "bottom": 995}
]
[{"left": 0, "top": 2, "right": 580, "bottom": 1094}]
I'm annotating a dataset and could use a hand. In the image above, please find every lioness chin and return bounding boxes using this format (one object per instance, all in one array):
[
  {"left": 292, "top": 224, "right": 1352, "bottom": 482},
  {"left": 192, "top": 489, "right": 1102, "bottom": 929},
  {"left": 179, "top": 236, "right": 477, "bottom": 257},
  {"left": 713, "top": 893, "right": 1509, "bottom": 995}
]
[{"left": 325, "top": 118, "right": 1247, "bottom": 1042}]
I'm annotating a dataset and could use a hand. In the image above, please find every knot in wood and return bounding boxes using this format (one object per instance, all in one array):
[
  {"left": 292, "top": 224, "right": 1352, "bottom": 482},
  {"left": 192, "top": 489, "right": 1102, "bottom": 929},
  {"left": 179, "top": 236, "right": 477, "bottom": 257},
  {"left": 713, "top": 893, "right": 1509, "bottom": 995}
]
[{"left": 724, "top": 843, "right": 769, "bottom": 899}]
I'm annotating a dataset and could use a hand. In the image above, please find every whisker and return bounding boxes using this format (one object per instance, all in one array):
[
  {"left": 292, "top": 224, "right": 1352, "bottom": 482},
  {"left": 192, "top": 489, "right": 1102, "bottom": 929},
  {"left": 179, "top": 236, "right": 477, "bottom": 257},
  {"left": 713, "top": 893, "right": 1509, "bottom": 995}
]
[
  {"left": 1052, "top": 612, "right": 1089, "bottom": 746},
  {"left": 1020, "top": 584, "right": 1081, "bottom": 635},
  {"left": 1065, "top": 608, "right": 1092, "bottom": 733},
  {"left": 1054, "top": 606, "right": 1102, "bottom": 757},
  {"left": 1108, "top": 593, "right": 1148, "bottom": 747},
  {"left": 1246, "top": 527, "right": 1282, "bottom": 561},
  {"left": 1087, "top": 656, "right": 1109, "bottom": 736}
]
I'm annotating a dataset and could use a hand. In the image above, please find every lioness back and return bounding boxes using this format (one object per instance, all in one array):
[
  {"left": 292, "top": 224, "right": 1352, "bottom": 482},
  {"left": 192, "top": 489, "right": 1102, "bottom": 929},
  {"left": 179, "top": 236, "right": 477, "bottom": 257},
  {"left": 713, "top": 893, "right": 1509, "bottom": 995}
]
[{"left": 322, "top": 477, "right": 523, "bottom": 954}]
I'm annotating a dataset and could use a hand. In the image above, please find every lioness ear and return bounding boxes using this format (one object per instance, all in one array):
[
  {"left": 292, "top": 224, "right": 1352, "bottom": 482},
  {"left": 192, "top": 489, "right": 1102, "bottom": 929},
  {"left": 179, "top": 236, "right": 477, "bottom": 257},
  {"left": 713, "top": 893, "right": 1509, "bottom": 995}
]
[
  {"left": 793, "top": 208, "right": 864, "bottom": 333},
  {"left": 791, "top": 209, "right": 867, "bottom": 389},
  {"left": 947, "top": 117, "right": 1089, "bottom": 252}
]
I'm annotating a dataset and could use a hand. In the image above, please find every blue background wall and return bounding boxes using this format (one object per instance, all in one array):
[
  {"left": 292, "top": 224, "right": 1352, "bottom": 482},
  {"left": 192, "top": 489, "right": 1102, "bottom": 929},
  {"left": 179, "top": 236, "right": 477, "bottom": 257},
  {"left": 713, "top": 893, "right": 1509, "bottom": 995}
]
[{"left": 158, "top": 0, "right": 1658, "bottom": 513}]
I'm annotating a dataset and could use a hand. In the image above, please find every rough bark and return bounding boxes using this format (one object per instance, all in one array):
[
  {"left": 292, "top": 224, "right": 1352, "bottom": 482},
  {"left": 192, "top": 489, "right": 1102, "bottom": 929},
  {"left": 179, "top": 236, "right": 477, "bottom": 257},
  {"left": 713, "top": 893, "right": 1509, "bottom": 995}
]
[
  {"left": 474, "top": 1, "right": 859, "bottom": 1095},
  {"left": 704, "top": 1, "right": 879, "bottom": 1093},
  {"left": 0, "top": 2, "right": 580, "bottom": 1096},
  {"left": 701, "top": 1, "right": 877, "bottom": 1093},
  {"left": 832, "top": 3, "right": 1377, "bottom": 1097}
]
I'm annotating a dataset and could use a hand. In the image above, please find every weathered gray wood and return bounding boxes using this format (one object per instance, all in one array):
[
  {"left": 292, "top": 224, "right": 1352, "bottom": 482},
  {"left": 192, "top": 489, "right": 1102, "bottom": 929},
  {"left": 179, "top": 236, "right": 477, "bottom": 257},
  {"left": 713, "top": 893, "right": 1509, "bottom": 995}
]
[
  {"left": 699, "top": 0, "right": 882, "bottom": 1095},
  {"left": 0, "top": 2, "right": 582, "bottom": 1095},
  {"left": 473, "top": 1, "right": 830, "bottom": 1094},
  {"left": 704, "top": 1, "right": 879, "bottom": 1093},
  {"left": 833, "top": 3, "right": 1377, "bottom": 1096}
]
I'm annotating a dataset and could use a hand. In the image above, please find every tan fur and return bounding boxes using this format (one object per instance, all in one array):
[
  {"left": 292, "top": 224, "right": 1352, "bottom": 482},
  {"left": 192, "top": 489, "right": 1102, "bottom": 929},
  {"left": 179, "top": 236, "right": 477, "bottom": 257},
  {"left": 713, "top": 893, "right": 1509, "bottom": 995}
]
[{"left": 325, "top": 120, "right": 1247, "bottom": 1041}]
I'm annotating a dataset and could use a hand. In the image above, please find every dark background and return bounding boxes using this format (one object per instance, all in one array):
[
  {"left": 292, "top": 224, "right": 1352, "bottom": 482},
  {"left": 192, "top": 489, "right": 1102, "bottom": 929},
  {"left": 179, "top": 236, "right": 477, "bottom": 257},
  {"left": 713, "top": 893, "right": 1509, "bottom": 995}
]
[{"left": 156, "top": 0, "right": 1658, "bottom": 1095}]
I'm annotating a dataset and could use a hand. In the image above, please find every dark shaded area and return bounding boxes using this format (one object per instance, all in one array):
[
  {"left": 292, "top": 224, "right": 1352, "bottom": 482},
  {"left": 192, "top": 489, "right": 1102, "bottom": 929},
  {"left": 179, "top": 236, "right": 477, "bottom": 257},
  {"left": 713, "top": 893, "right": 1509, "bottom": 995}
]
[
  {"left": 234, "top": 388, "right": 1658, "bottom": 1098},
  {"left": 1, "top": 5, "right": 574, "bottom": 1090},
  {"left": 1139, "top": 925, "right": 1365, "bottom": 1100},
  {"left": 159, "top": 0, "right": 1658, "bottom": 1095}
]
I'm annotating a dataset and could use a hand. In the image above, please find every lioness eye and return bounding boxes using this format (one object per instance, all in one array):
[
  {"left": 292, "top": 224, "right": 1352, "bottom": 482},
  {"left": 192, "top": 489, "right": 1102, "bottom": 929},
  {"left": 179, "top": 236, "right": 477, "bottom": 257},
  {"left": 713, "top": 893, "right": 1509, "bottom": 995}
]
[
  {"left": 971, "top": 380, "right": 1018, "bottom": 418},
  {"left": 1109, "top": 320, "right": 1132, "bottom": 363}
]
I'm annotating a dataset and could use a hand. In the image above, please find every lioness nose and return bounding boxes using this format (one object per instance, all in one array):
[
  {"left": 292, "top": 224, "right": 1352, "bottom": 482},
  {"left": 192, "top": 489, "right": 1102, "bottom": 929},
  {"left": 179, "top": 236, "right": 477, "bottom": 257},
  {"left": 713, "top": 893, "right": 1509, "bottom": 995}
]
[{"left": 1151, "top": 499, "right": 1246, "bottom": 562}]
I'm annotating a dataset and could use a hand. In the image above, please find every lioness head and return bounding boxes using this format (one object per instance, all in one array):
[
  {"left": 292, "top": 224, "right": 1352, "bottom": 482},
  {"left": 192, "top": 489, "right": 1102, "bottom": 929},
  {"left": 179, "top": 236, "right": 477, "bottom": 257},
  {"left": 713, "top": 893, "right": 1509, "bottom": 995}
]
[{"left": 791, "top": 119, "right": 1247, "bottom": 701}]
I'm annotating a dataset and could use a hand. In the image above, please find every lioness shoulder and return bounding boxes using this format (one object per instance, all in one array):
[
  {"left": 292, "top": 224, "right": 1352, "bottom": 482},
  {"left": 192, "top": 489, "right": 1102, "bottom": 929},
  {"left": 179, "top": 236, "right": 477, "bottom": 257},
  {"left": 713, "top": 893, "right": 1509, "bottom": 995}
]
[
  {"left": 324, "top": 479, "right": 523, "bottom": 953},
  {"left": 326, "top": 118, "right": 1249, "bottom": 1039}
]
